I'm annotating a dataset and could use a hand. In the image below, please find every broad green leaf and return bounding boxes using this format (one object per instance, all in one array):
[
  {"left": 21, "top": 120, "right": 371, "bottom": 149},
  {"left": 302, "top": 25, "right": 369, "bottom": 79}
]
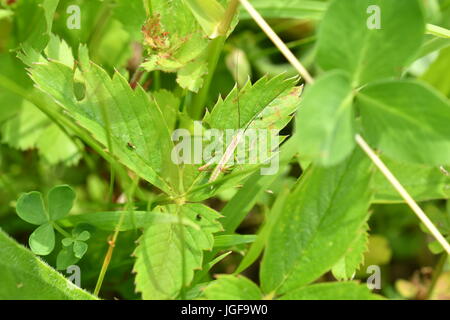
[
  {"left": 317, "top": 0, "right": 425, "bottom": 86},
  {"left": 332, "top": 225, "right": 369, "bottom": 281},
  {"left": 279, "top": 282, "right": 382, "bottom": 300},
  {"left": 239, "top": 0, "right": 327, "bottom": 20},
  {"left": 0, "top": 228, "right": 97, "bottom": 300},
  {"left": 133, "top": 204, "right": 222, "bottom": 299},
  {"left": 12, "top": 0, "right": 59, "bottom": 51},
  {"left": 260, "top": 150, "right": 373, "bottom": 294},
  {"left": 66, "top": 211, "right": 199, "bottom": 231},
  {"left": 356, "top": 80, "right": 450, "bottom": 166},
  {"left": 47, "top": 185, "right": 76, "bottom": 221},
  {"left": 29, "top": 223, "right": 55, "bottom": 256},
  {"left": 183, "top": 0, "right": 225, "bottom": 38},
  {"left": 27, "top": 47, "right": 179, "bottom": 195},
  {"left": 203, "top": 275, "right": 262, "bottom": 300},
  {"left": 16, "top": 191, "right": 48, "bottom": 225},
  {"left": 373, "top": 157, "right": 450, "bottom": 203},
  {"left": 296, "top": 71, "right": 355, "bottom": 166}
]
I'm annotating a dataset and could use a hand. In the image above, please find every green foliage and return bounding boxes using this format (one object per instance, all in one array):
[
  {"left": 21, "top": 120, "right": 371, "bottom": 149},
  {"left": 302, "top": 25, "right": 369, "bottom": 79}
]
[
  {"left": 317, "top": 0, "right": 425, "bottom": 86},
  {"left": 0, "top": 228, "right": 96, "bottom": 300},
  {"left": 296, "top": 71, "right": 354, "bottom": 166},
  {"left": 1, "top": 0, "right": 450, "bottom": 302},
  {"left": 203, "top": 275, "right": 263, "bottom": 300},
  {"left": 16, "top": 185, "right": 75, "bottom": 255},
  {"left": 133, "top": 204, "right": 222, "bottom": 299},
  {"left": 357, "top": 80, "right": 450, "bottom": 166},
  {"left": 279, "top": 282, "right": 382, "bottom": 300},
  {"left": 260, "top": 150, "right": 373, "bottom": 294}
]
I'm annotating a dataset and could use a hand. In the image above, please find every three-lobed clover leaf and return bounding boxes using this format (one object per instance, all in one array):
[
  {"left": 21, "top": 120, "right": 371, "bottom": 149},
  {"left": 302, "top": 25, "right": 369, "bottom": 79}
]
[
  {"left": 16, "top": 185, "right": 76, "bottom": 256},
  {"left": 61, "top": 229, "right": 90, "bottom": 259}
]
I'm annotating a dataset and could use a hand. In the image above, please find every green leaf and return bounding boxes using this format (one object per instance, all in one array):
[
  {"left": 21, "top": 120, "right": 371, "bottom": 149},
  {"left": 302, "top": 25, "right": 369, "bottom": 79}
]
[
  {"left": 133, "top": 204, "right": 222, "bottom": 299},
  {"left": 13, "top": 0, "right": 60, "bottom": 51},
  {"left": 234, "top": 185, "right": 290, "bottom": 274},
  {"left": 422, "top": 46, "right": 450, "bottom": 97},
  {"left": 260, "top": 150, "right": 373, "bottom": 294},
  {"left": 73, "top": 241, "right": 88, "bottom": 259},
  {"left": 29, "top": 223, "right": 55, "bottom": 256},
  {"left": 204, "top": 74, "right": 298, "bottom": 130},
  {"left": 279, "top": 282, "right": 382, "bottom": 300},
  {"left": 27, "top": 47, "right": 179, "bottom": 195},
  {"left": 317, "top": 0, "right": 425, "bottom": 86},
  {"left": 203, "top": 275, "right": 262, "bottom": 300},
  {"left": 357, "top": 80, "right": 450, "bottom": 166},
  {"left": 332, "top": 225, "right": 369, "bottom": 281},
  {"left": 296, "top": 71, "right": 355, "bottom": 166},
  {"left": 16, "top": 191, "right": 48, "bottom": 225},
  {"left": 1, "top": 97, "right": 81, "bottom": 166},
  {"left": 177, "top": 59, "right": 208, "bottom": 93},
  {"left": 66, "top": 211, "right": 199, "bottom": 231},
  {"left": 56, "top": 245, "right": 80, "bottom": 271},
  {"left": 183, "top": 0, "right": 225, "bottom": 38},
  {"left": 373, "top": 157, "right": 450, "bottom": 203},
  {"left": 47, "top": 185, "right": 76, "bottom": 221},
  {"left": 0, "top": 228, "right": 96, "bottom": 299}
]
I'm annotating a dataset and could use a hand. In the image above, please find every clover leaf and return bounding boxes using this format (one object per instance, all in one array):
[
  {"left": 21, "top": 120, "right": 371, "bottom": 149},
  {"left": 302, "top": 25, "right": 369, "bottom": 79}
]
[
  {"left": 57, "top": 225, "right": 91, "bottom": 270},
  {"left": 16, "top": 185, "right": 76, "bottom": 256}
]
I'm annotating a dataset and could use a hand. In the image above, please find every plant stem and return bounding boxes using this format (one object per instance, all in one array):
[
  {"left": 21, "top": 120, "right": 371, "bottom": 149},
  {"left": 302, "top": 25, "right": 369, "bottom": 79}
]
[
  {"left": 426, "top": 24, "right": 450, "bottom": 39},
  {"left": 190, "top": 0, "right": 240, "bottom": 119},
  {"left": 239, "top": 0, "right": 314, "bottom": 84},
  {"left": 240, "top": 0, "right": 450, "bottom": 255},
  {"left": 94, "top": 177, "right": 140, "bottom": 296},
  {"left": 52, "top": 223, "right": 72, "bottom": 238},
  {"left": 190, "top": 36, "right": 225, "bottom": 119},
  {"left": 355, "top": 135, "right": 450, "bottom": 255}
]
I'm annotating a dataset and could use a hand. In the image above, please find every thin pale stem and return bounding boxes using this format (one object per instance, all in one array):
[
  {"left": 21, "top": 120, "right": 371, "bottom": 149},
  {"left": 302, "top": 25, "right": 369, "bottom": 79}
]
[
  {"left": 426, "top": 24, "right": 450, "bottom": 39},
  {"left": 356, "top": 135, "right": 450, "bottom": 255},
  {"left": 240, "top": 0, "right": 450, "bottom": 256},
  {"left": 239, "top": 0, "right": 314, "bottom": 84}
]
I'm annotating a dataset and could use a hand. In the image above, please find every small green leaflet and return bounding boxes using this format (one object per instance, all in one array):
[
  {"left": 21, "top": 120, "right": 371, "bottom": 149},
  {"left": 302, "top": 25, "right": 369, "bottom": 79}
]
[{"left": 296, "top": 71, "right": 355, "bottom": 166}]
